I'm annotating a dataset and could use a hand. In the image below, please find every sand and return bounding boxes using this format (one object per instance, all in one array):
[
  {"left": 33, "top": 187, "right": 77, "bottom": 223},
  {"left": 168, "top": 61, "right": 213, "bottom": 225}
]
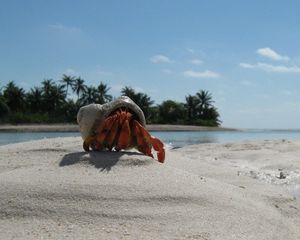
[{"left": 0, "top": 137, "right": 300, "bottom": 239}]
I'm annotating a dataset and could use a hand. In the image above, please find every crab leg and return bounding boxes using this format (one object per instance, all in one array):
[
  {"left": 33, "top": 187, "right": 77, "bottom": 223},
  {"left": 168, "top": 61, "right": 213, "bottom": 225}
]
[
  {"left": 83, "top": 117, "right": 114, "bottom": 151},
  {"left": 83, "top": 135, "right": 95, "bottom": 152},
  {"left": 116, "top": 118, "right": 132, "bottom": 150},
  {"left": 105, "top": 115, "right": 119, "bottom": 150},
  {"left": 133, "top": 120, "right": 154, "bottom": 158},
  {"left": 91, "top": 114, "right": 117, "bottom": 150},
  {"left": 113, "top": 110, "right": 132, "bottom": 150},
  {"left": 132, "top": 119, "right": 143, "bottom": 148}
]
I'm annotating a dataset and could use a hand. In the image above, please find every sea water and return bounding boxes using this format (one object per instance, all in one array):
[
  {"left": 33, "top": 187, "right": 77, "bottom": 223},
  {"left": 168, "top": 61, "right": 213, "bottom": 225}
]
[{"left": 1, "top": 129, "right": 300, "bottom": 147}]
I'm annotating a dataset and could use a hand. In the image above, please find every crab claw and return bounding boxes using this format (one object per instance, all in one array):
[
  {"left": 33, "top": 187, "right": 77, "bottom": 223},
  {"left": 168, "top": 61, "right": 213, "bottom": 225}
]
[
  {"left": 132, "top": 120, "right": 165, "bottom": 163},
  {"left": 150, "top": 136, "right": 165, "bottom": 163}
]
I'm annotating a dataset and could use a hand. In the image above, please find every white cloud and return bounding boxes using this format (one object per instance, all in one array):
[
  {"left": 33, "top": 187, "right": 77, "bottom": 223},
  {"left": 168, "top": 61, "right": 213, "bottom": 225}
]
[
  {"left": 111, "top": 84, "right": 124, "bottom": 93},
  {"left": 150, "top": 54, "right": 172, "bottom": 63},
  {"left": 240, "top": 62, "right": 300, "bottom": 73},
  {"left": 49, "top": 23, "right": 81, "bottom": 33},
  {"left": 133, "top": 86, "right": 144, "bottom": 92},
  {"left": 162, "top": 69, "right": 173, "bottom": 74},
  {"left": 256, "top": 47, "right": 289, "bottom": 61},
  {"left": 240, "top": 80, "right": 252, "bottom": 86},
  {"left": 186, "top": 48, "right": 195, "bottom": 54},
  {"left": 190, "top": 59, "right": 203, "bottom": 65},
  {"left": 239, "top": 63, "right": 255, "bottom": 69},
  {"left": 279, "top": 90, "right": 293, "bottom": 96},
  {"left": 183, "top": 70, "right": 221, "bottom": 78},
  {"left": 96, "top": 70, "right": 113, "bottom": 76},
  {"left": 19, "top": 81, "right": 30, "bottom": 89},
  {"left": 63, "top": 68, "right": 79, "bottom": 75},
  {"left": 93, "top": 65, "right": 113, "bottom": 76}
]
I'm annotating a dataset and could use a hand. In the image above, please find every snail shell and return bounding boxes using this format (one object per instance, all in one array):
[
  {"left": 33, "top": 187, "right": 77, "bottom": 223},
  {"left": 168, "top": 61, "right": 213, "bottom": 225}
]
[{"left": 77, "top": 96, "right": 146, "bottom": 140}]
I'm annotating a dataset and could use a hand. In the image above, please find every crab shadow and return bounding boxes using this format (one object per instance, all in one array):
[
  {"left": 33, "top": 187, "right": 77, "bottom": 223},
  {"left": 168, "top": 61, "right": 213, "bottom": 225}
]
[{"left": 59, "top": 150, "right": 152, "bottom": 171}]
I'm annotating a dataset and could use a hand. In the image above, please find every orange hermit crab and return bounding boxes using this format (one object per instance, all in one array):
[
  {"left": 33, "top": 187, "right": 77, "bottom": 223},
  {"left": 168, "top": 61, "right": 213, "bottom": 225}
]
[{"left": 77, "top": 96, "right": 165, "bottom": 163}]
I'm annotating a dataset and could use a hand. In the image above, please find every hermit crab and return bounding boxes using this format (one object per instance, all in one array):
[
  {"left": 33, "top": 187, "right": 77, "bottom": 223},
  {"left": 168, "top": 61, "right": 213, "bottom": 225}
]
[{"left": 77, "top": 96, "right": 165, "bottom": 163}]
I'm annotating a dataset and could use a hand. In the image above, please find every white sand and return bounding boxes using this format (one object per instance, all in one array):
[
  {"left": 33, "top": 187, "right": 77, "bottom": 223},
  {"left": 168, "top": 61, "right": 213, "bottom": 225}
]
[{"left": 0, "top": 137, "right": 300, "bottom": 239}]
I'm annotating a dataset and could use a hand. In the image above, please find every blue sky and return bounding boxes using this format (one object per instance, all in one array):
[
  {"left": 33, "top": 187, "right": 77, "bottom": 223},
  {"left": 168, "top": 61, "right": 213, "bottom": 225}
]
[{"left": 1, "top": 0, "right": 300, "bottom": 128}]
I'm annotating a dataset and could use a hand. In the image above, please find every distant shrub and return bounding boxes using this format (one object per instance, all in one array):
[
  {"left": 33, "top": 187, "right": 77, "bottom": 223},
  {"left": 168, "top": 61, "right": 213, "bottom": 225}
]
[
  {"left": 8, "top": 112, "right": 49, "bottom": 124},
  {"left": 193, "top": 119, "right": 220, "bottom": 127},
  {"left": 0, "top": 98, "right": 9, "bottom": 118}
]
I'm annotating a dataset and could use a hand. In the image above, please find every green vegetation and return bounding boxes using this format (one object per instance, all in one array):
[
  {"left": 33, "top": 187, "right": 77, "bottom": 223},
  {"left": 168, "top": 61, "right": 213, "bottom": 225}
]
[{"left": 0, "top": 76, "right": 221, "bottom": 126}]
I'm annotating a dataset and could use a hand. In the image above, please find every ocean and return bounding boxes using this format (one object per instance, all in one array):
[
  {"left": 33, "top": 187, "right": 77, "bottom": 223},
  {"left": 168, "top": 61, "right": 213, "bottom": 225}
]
[{"left": 1, "top": 129, "right": 300, "bottom": 147}]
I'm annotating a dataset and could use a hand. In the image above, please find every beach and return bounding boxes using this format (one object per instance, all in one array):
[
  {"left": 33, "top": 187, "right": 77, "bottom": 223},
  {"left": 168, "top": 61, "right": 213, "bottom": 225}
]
[{"left": 0, "top": 137, "right": 300, "bottom": 239}]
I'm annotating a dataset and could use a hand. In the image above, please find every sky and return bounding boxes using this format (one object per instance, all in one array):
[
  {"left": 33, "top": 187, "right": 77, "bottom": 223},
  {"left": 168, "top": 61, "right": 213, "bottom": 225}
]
[{"left": 1, "top": 0, "right": 300, "bottom": 129}]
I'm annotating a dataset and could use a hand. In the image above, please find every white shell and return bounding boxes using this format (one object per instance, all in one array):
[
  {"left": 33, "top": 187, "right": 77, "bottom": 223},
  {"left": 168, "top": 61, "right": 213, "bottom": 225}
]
[{"left": 77, "top": 96, "right": 146, "bottom": 140}]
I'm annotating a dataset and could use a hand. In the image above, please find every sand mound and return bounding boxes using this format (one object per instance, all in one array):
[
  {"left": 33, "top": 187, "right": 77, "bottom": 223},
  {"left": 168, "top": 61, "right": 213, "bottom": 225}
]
[{"left": 0, "top": 137, "right": 299, "bottom": 239}]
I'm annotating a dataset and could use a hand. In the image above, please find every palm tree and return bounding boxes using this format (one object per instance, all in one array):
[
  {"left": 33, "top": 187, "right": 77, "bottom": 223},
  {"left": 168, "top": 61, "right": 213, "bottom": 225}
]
[
  {"left": 136, "top": 92, "right": 154, "bottom": 119},
  {"left": 41, "top": 79, "right": 66, "bottom": 113},
  {"left": 120, "top": 86, "right": 136, "bottom": 101},
  {"left": 41, "top": 79, "right": 55, "bottom": 96},
  {"left": 26, "top": 87, "right": 43, "bottom": 112},
  {"left": 3, "top": 81, "right": 25, "bottom": 112},
  {"left": 0, "top": 93, "right": 9, "bottom": 118},
  {"left": 203, "top": 106, "right": 220, "bottom": 120},
  {"left": 41, "top": 79, "right": 55, "bottom": 112},
  {"left": 201, "top": 106, "right": 221, "bottom": 126},
  {"left": 60, "top": 74, "right": 75, "bottom": 97},
  {"left": 48, "top": 84, "right": 66, "bottom": 112},
  {"left": 196, "top": 90, "right": 214, "bottom": 116},
  {"left": 79, "top": 86, "right": 98, "bottom": 105},
  {"left": 72, "top": 77, "right": 87, "bottom": 99},
  {"left": 120, "top": 86, "right": 154, "bottom": 119},
  {"left": 97, "top": 82, "right": 112, "bottom": 104},
  {"left": 62, "top": 99, "right": 79, "bottom": 122},
  {"left": 184, "top": 94, "right": 199, "bottom": 122}
]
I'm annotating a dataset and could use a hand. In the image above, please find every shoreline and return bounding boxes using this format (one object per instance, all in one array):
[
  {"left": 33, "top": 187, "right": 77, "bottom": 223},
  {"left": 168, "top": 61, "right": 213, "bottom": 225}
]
[{"left": 0, "top": 123, "right": 238, "bottom": 132}]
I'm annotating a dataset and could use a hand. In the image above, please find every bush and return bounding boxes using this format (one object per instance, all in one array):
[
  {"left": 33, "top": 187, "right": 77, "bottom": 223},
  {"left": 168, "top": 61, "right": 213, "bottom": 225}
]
[
  {"left": 193, "top": 119, "right": 220, "bottom": 127},
  {"left": 158, "top": 100, "right": 186, "bottom": 124},
  {"left": 0, "top": 98, "right": 9, "bottom": 118},
  {"left": 8, "top": 112, "right": 49, "bottom": 124}
]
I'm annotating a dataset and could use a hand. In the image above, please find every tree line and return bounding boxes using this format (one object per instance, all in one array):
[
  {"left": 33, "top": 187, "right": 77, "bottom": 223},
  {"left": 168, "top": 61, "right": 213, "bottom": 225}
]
[{"left": 0, "top": 75, "right": 221, "bottom": 126}]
